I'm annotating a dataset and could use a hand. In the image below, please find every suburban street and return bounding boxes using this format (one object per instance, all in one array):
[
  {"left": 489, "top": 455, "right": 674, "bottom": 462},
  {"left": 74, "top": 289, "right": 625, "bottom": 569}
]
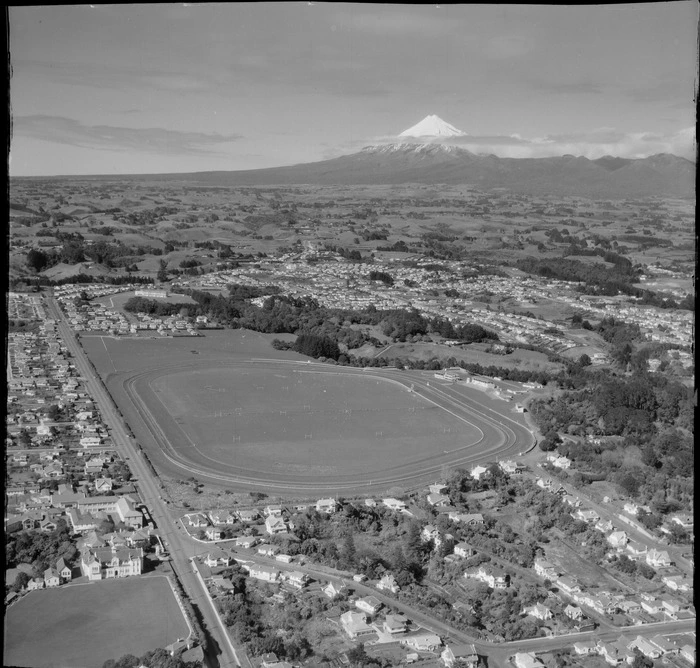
[{"left": 47, "top": 297, "right": 242, "bottom": 668}]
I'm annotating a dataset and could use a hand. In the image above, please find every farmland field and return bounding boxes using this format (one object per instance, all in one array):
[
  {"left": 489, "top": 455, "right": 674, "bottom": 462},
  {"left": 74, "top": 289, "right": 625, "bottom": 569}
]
[
  {"left": 3, "top": 575, "right": 190, "bottom": 668},
  {"left": 81, "top": 330, "right": 534, "bottom": 492}
]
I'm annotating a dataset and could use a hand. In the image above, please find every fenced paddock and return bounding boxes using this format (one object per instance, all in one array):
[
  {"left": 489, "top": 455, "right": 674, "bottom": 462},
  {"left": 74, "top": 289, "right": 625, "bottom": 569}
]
[{"left": 3, "top": 575, "right": 189, "bottom": 668}]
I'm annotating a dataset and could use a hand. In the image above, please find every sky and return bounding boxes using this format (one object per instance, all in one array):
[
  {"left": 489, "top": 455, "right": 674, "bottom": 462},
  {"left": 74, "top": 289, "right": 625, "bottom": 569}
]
[{"left": 8, "top": 2, "right": 698, "bottom": 176}]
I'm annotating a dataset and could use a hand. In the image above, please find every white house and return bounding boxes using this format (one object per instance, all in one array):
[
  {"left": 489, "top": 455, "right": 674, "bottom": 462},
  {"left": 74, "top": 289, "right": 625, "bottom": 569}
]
[
  {"left": 453, "top": 542, "right": 475, "bottom": 559},
  {"left": 265, "top": 515, "right": 287, "bottom": 536},
  {"left": 606, "top": 531, "right": 629, "bottom": 549},
  {"left": 246, "top": 564, "right": 279, "bottom": 583},
  {"left": 441, "top": 643, "right": 478, "bottom": 668},
  {"left": 522, "top": 603, "right": 553, "bottom": 621},
  {"left": 322, "top": 580, "right": 348, "bottom": 599},
  {"left": 383, "top": 498, "right": 407, "bottom": 512},
  {"left": 315, "top": 498, "right": 338, "bottom": 514},
  {"left": 340, "top": 611, "right": 374, "bottom": 640},
  {"left": 376, "top": 572, "right": 400, "bottom": 594},
  {"left": 355, "top": 595, "right": 383, "bottom": 615},
  {"left": 400, "top": 632, "right": 442, "bottom": 653},
  {"left": 470, "top": 465, "right": 489, "bottom": 480}
]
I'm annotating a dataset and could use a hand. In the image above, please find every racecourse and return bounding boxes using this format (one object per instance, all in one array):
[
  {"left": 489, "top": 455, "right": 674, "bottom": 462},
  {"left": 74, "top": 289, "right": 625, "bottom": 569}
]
[{"left": 81, "top": 330, "right": 535, "bottom": 493}]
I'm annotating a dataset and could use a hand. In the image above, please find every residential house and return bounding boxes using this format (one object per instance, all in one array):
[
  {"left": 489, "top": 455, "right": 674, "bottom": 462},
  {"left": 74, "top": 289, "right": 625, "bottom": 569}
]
[
  {"left": 448, "top": 512, "right": 484, "bottom": 526},
  {"left": 257, "top": 545, "right": 279, "bottom": 557},
  {"left": 428, "top": 483, "right": 448, "bottom": 495},
  {"left": 202, "top": 525, "right": 222, "bottom": 540},
  {"left": 235, "top": 536, "right": 258, "bottom": 549},
  {"left": 533, "top": 558, "right": 559, "bottom": 580},
  {"left": 498, "top": 460, "right": 524, "bottom": 475},
  {"left": 382, "top": 498, "right": 407, "bottom": 512},
  {"left": 426, "top": 491, "right": 451, "bottom": 507},
  {"left": 322, "top": 580, "right": 348, "bottom": 599},
  {"left": 237, "top": 509, "right": 259, "bottom": 523},
  {"left": 594, "top": 519, "right": 615, "bottom": 533},
  {"left": 355, "top": 595, "right": 383, "bottom": 615},
  {"left": 28, "top": 578, "right": 45, "bottom": 591},
  {"left": 661, "top": 597, "right": 686, "bottom": 619},
  {"left": 625, "top": 540, "right": 648, "bottom": 559},
  {"left": 211, "top": 576, "right": 236, "bottom": 594},
  {"left": 627, "top": 637, "right": 663, "bottom": 660},
  {"left": 376, "top": 573, "right": 400, "bottom": 594},
  {"left": 264, "top": 505, "right": 284, "bottom": 518},
  {"left": 662, "top": 574, "right": 691, "bottom": 592},
  {"left": 421, "top": 525, "right": 442, "bottom": 548},
  {"left": 470, "top": 465, "right": 489, "bottom": 480},
  {"left": 453, "top": 542, "right": 475, "bottom": 559},
  {"left": 265, "top": 515, "right": 287, "bottom": 536},
  {"left": 522, "top": 603, "right": 553, "bottom": 621},
  {"left": 513, "top": 653, "right": 544, "bottom": 668},
  {"left": 285, "top": 571, "right": 309, "bottom": 590},
  {"left": 340, "top": 611, "right": 375, "bottom": 640},
  {"left": 640, "top": 597, "right": 663, "bottom": 615},
  {"left": 648, "top": 635, "right": 678, "bottom": 656},
  {"left": 209, "top": 509, "right": 236, "bottom": 525},
  {"left": 383, "top": 614, "right": 408, "bottom": 635},
  {"left": 94, "top": 478, "right": 113, "bottom": 494},
  {"left": 564, "top": 604, "right": 583, "bottom": 621},
  {"left": 44, "top": 567, "right": 61, "bottom": 587},
  {"left": 400, "top": 632, "right": 442, "bottom": 653},
  {"left": 606, "top": 531, "right": 629, "bottom": 550},
  {"left": 203, "top": 549, "right": 231, "bottom": 568},
  {"left": 185, "top": 513, "right": 210, "bottom": 528},
  {"left": 56, "top": 557, "right": 72, "bottom": 581},
  {"left": 561, "top": 494, "right": 581, "bottom": 508},
  {"left": 246, "top": 564, "right": 279, "bottom": 583},
  {"left": 573, "top": 641, "right": 598, "bottom": 655},
  {"left": 572, "top": 509, "right": 600, "bottom": 524},
  {"left": 441, "top": 643, "right": 478, "bottom": 668},
  {"left": 646, "top": 548, "right": 672, "bottom": 569},
  {"left": 315, "top": 498, "right": 338, "bottom": 514},
  {"left": 364, "top": 498, "right": 377, "bottom": 508},
  {"left": 469, "top": 565, "right": 509, "bottom": 589}
]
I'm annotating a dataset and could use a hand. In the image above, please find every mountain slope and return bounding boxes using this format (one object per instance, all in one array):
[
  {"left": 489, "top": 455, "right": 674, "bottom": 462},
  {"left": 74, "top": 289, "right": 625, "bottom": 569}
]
[{"left": 166, "top": 145, "right": 694, "bottom": 197}]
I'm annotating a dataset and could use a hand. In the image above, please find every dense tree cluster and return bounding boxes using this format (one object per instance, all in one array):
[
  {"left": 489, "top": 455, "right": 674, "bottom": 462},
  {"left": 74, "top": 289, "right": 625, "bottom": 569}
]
[
  {"left": 292, "top": 333, "right": 341, "bottom": 360},
  {"left": 6, "top": 520, "right": 78, "bottom": 579},
  {"left": 102, "top": 648, "right": 200, "bottom": 668}
]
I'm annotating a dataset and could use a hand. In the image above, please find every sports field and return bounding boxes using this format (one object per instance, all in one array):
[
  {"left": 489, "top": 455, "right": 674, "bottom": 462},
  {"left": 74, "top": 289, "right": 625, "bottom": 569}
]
[
  {"left": 82, "top": 330, "right": 533, "bottom": 491},
  {"left": 3, "top": 576, "right": 190, "bottom": 668}
]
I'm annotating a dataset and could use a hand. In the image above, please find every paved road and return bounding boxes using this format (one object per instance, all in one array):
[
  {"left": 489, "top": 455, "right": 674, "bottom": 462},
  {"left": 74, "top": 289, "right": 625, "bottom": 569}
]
[{"left": 47, "top": 297, "right": 241, "bottom": 668}]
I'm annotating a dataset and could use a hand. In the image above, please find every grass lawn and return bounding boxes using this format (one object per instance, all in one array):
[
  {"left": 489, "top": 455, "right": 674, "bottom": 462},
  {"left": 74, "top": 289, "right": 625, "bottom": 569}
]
[{"left": 4, "top": 575, "right": 190, "bottom": 668}]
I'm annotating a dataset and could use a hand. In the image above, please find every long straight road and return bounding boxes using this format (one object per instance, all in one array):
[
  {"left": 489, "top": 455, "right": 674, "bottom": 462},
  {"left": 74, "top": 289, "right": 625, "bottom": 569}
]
[{"left": 46, "top": 296, "right": 241, "bottom": 668}]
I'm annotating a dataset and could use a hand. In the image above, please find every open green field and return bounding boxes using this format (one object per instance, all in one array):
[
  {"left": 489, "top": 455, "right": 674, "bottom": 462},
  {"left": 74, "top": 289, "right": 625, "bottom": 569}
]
[
  {"left": 81, "top": 330, "right": 531, "bottom": 491},
  {"left": 3, "top": 575, "right": 190, "bottom": 668},
  {"left": 146, "top": 365, "right": 484, "bottom": 477}
]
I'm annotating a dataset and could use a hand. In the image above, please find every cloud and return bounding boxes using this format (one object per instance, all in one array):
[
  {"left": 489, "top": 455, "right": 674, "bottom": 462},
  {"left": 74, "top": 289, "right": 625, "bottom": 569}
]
[
  {"left": 328, "top": 126, "right": 696, "bottom": 160},
  {"left": 12, "top": 115, "right": 242, "bottom": 155},
  {"left": 529, "top": 80, "right": 604, "bottom": 95}
]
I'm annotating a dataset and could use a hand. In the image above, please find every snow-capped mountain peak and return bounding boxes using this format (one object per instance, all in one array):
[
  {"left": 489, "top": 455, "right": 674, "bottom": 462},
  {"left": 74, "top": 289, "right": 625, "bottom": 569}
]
[{"left": 398, "top": 114, "right": 467, "bottom": 138}]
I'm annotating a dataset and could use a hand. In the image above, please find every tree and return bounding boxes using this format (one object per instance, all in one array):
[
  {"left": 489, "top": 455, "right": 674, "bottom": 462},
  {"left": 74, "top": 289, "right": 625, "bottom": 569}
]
[
  {"left": 26, "top": 248, "right": 50, "bottom": 272},
  {"left": 341, "top": 531, "right": 356, "bottom": 568},
  {"left": 12, "top": 571, "right": 30, "bottom": 592},
  {"left": 578, "top": 354, "right": 591, "bottom": 367}
]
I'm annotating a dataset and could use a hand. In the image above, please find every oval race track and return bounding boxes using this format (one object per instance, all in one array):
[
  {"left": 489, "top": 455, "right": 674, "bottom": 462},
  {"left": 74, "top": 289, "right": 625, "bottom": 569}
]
[{"left": 107, "top": 356, "right": 536, "bottom": 494}]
